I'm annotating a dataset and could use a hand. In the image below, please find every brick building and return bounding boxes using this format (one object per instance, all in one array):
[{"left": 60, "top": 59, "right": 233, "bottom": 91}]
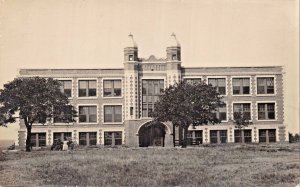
[{"left": 18, "top": 34, "right": 287, "bottom": 147}]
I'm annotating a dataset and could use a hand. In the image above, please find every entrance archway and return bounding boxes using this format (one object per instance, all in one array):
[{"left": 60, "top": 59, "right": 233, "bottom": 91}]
[{"left": 138, "top": 122, "right": 166, "bottom": 147}]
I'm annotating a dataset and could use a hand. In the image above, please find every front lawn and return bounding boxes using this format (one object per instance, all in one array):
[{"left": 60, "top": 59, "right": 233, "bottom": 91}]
[{"left": 0, "top": 143, "right": 299, "bottom": 186}]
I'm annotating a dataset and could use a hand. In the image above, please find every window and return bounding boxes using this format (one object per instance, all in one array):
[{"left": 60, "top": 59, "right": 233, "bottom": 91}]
[
  {"left": 104, "top": 131, "right": 122, "bottom": 146},
  {"left": 30, "top": 133, "right": 46, "bottom": 147},
  {"left": 244, "top": 130, "right": 252, "bottom": 143},
  {"left": 103, "top": 80, "right": 121, "bottom": 97},
  {"left": 104, "top": 105, "right": 122, "bottom": 123},
  {"left": 187, "top": 130, "right": 202, "bottom": 145},
  {"left": 78, "top": 80, "right": 97, "bottom": 97},
  {"left": 53, "top": 105, "right": 73, "bottom": 123},
  {"left": 219, "top": 130, "right": 227, "bottom": 143},
  {"left": 234, "top": 130, "right": 252, "bottom": 143},
  {"left": 212, "top": 104, "right": 227, "bottom": 121},
  {"left": 79, "top": 106, "right": 97, "bottom": 123},
  {"left": 259, "top": 129, "right": 276, "bottom": 143},
  {"left": 233, "top": 103, "right": 251, "bottom": 120},
  {"left": 53, "top": 132, "right": 72, "bottom": 141},
  {"left": 59, "top": 80, "right": 72, "bottom": 97},
  {"left": 259, "top": 129, "right": 267, "bottom": 143},
  {"left": 172, "top": 54, "right": 177, "bottom": 60},
  {"left": 184, "top": 78, "right": 201, "bottom": 85},
  {"left": 79, "top": 132, "right": 97, "bottom": 146},
  {"left": 257, "top": 77, "right": 274, "bottom": 94},
  {"left": 142, "top": 80, "right": 164, "bottom": 117},
  {"left": 129, "top": 55, "right": 133, "bottom": 61},
  {"left": 130, "top": 107, "right": 133, "bottom": 116},
  {"left": 208, "top": 78, "right": 226, "bottom": 95},
  {"left": 210, "top": 130, "right": 218, "bottom": 144},
  {"left": 232, "top": 78, "right": 250, "bottom": 95},
  {"left": 234, "top": 130, "right": 241, "bottom": 143},
  {"left": 210, "top": 130, "right": 227, "bottom": 144},
  {"left": 269, "top": 129, "right": 276, "bottom": 142},
  {"left": 258, "top": 103, "right": 275, "bottom": 120}
]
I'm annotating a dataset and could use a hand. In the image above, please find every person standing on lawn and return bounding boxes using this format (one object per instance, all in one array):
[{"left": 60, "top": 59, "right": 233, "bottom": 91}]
[{"left": 62, "top": 137, "right": 68, "bottom": 151}]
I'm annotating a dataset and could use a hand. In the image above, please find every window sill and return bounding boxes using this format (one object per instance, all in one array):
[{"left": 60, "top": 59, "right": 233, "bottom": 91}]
[
  {"left": 32, "top": 123, "right": 48, "bottom": 126},
  {"left": 232, "top": 94, "right": 252, "bottom": 96},
  {"left": 257, "top": 119, "right": 277, "bottom": 122},
  {"left": 232, "top": 120, "right": 253, "bottom": 123},
  {"left": 52, "top": 123, "right": 74, "bottom": 125},
  {"left": 103, "top": 96, "right": 123, "bottom": 99},
  {"left": 140, "top": 117, "right": 153, "bottom": 120},
  {"left": 78, "top": 122, "right": 99, "bottom": 124},
  {"left": 103, "top": 122, "right": 124, "bottom": 125},
  {"left": 77, "top": 97, "right": 98, "bottom": 99},
  {"left": 256, "top": 94, "right": 276, "bottom": 97}
]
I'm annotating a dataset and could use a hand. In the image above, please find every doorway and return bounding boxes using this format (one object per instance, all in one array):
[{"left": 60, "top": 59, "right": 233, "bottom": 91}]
[{"left": 139, "top": 122, "right": 166, "bottom": 147}]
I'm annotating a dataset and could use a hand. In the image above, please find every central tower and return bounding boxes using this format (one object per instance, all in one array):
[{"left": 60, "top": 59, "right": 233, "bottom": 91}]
[{"left": 123, "top": 33, "right": 181, "bottom": 147}]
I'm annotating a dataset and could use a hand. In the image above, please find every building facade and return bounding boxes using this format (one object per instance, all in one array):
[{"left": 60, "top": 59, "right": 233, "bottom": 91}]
[{"left": 18, "top": 34, "right": 287, "bottom": 147}]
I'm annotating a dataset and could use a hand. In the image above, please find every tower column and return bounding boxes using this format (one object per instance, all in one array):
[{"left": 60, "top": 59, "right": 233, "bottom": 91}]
[
  {"left": 166, "top": 33, "right": 182, "bottom": 86},
  {"left": 124, "top": 33, "right": 139, "bottom": 120}
]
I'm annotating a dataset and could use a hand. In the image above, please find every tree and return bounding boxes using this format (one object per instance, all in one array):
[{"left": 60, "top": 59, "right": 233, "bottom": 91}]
[
  {"left": 152, "top": 81, "right": 224, "bottom": 147},
  {"left": 0, "top": 77, "right": 77, "bottom": 152},
  {"left": 233, "top": 110, "right": 252, "bottom": 143}
]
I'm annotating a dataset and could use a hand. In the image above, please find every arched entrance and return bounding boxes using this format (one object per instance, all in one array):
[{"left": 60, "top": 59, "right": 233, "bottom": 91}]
[{"left": 138, "top": 122, "right": 166, "bottom": 147}]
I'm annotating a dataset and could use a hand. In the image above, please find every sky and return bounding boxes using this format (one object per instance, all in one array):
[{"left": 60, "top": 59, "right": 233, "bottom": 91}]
[{"left": 0, "top": 0, "right": 299, "bottom": 142}]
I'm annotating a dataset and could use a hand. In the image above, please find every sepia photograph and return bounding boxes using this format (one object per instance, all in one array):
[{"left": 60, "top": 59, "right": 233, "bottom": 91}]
[{"left": 0, "top": 0, "right": 299, "bottom": 186}]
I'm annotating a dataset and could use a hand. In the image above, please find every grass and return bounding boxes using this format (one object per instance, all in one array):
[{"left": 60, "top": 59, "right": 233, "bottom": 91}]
[{"left": 0, "top": 143, "right": 299, "bottom": 187}]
